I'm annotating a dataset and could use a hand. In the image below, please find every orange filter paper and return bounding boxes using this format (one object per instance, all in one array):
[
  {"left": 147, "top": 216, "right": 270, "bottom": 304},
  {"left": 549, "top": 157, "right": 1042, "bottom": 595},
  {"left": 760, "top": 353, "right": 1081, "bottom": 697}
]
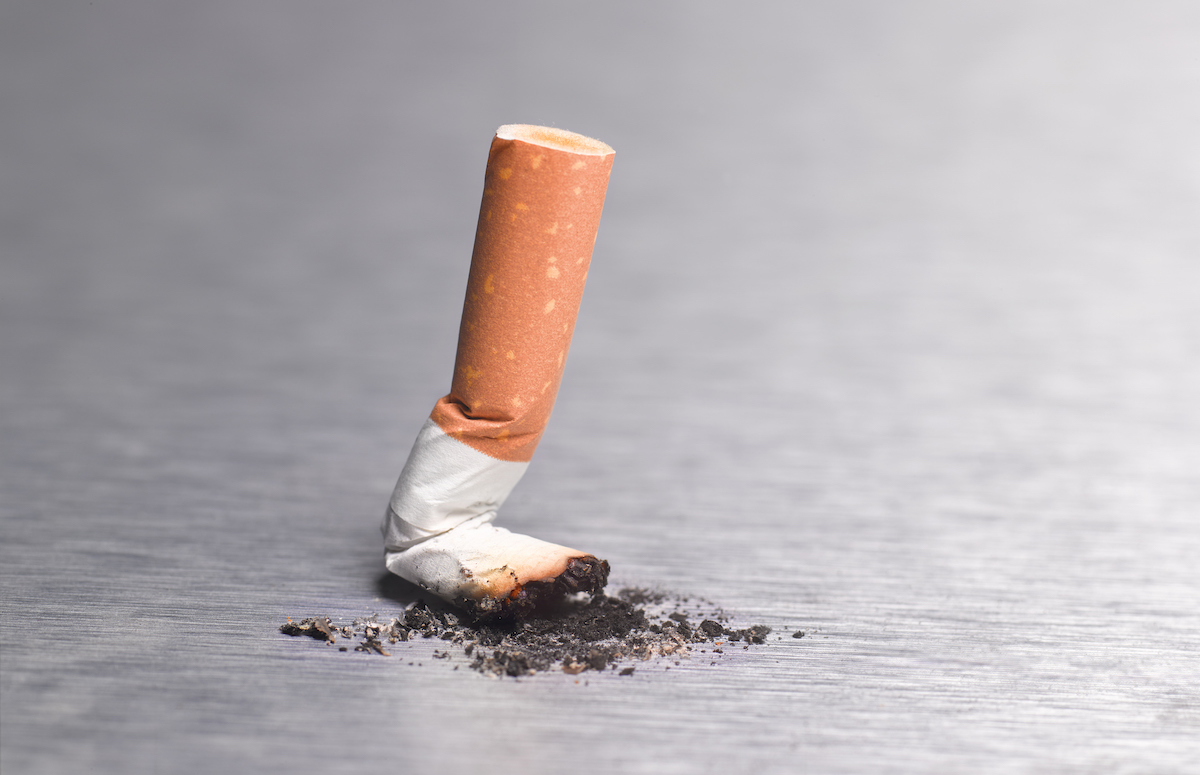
[{"left": 430, "top": 125, "right": 615, "bottom": 462}]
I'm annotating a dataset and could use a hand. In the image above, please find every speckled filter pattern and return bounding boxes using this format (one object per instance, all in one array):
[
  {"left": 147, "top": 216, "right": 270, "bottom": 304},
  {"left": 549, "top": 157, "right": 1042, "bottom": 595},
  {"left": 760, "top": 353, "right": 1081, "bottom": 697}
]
[{"left": 430, "top": 131, "right": 614, "bottom": 462}]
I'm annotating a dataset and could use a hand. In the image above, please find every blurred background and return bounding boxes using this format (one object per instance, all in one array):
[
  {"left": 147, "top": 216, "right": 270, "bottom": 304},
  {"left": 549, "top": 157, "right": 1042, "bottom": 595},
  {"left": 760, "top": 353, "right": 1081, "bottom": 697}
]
[{"left": 3, "top": 2, "right": 1198, "bottom": 773}]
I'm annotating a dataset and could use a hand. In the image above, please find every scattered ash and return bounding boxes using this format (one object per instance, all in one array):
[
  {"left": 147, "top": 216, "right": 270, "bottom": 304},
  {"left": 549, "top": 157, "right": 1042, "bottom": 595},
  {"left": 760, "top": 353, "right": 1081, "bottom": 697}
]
[{"left": 280, "top": 588, "right": 776, "bottom": 678}]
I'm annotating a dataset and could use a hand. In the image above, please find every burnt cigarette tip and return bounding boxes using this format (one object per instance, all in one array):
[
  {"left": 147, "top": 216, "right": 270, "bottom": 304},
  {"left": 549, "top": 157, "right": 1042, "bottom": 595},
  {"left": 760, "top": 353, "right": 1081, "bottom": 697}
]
[{"left": 460, "top": 555, "right": 611, "bottom": 622}]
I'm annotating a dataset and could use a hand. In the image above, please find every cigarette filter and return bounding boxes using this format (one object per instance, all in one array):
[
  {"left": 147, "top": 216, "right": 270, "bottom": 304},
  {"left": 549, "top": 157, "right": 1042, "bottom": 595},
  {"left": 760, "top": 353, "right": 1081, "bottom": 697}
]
[{"left": 383, "top": 125, "right": 614, "bottom": 618}]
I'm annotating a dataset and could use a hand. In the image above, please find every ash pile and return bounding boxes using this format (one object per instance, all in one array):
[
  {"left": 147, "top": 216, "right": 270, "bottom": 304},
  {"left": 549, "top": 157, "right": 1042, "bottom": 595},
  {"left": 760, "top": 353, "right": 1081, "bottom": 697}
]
[{"left": 281, "top": 588, "right": 771, "bottom": 678}]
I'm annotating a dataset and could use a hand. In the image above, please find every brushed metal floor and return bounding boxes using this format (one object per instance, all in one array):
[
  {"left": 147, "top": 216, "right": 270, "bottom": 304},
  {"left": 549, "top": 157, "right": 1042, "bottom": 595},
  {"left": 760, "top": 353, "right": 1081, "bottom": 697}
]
[{"left": 3, "top": 2, "right": 1199, "bottom": 773}]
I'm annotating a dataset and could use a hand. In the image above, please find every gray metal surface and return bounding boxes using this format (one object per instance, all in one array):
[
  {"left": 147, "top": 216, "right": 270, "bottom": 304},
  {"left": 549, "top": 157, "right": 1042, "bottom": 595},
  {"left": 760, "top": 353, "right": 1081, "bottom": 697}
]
[{"left": 3, "top": 2, "right": 1198, "bottom": 773}]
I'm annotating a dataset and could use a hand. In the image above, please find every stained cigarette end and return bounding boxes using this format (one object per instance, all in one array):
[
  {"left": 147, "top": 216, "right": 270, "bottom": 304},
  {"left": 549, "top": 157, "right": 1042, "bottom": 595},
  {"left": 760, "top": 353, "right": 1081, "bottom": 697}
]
[
  {"left": 385, "top": 513, "right": 610, "bottom": 622},
  {"left": 462, "top": 555, "right": 611, "bottom": 621}
]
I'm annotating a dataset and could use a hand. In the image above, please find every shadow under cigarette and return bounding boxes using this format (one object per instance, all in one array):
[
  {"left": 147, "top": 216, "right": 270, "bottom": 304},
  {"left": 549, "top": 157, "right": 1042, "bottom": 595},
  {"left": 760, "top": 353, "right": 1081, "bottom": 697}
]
[
  {"left": 374, "top": 572, "right": 425, "bottom": 607},
  {"left": 374, "top": 572, "right": 464, "bottom": 621}
]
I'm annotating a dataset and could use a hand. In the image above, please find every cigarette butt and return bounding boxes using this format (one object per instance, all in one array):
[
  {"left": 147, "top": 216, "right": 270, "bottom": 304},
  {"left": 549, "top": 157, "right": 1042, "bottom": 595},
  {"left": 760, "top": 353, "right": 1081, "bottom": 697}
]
[{"left": 383, "top": 125, "right": 614, "bottom": 619}]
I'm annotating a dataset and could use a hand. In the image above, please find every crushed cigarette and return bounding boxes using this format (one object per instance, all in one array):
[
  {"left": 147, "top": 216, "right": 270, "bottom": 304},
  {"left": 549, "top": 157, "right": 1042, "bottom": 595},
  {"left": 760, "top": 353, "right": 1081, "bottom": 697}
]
[{"left": 383, "top": 125, "right": 615, "bottom": 619}]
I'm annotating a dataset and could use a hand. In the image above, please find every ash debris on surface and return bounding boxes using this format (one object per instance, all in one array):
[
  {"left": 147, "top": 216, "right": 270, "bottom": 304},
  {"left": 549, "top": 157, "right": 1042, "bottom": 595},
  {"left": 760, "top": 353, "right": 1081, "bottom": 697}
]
[{"left": 280, "top": 588, "right": 772, "bottom": 677}]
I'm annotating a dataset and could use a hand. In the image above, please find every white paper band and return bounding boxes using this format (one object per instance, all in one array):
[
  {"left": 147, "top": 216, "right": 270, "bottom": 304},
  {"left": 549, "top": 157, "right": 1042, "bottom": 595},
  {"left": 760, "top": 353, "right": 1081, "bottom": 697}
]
[{"left": 381, "top": 418, "right": 529, "bottom": 552}]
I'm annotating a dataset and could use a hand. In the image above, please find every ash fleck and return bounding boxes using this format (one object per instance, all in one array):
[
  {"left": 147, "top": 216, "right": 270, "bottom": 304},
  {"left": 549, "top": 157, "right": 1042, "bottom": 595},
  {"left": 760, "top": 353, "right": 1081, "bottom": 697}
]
[{"left": 279, "top": 617, "right": 335, "bottom": 642}]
